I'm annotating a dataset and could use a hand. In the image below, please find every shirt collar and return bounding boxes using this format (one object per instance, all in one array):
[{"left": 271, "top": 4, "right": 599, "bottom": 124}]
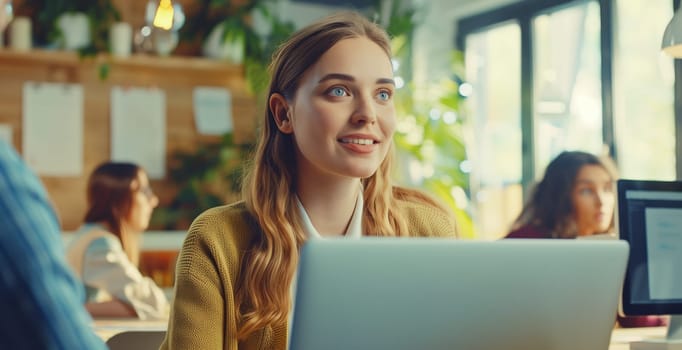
[{"left": 295, "top": 186, "right": 363, "bottom": 239}]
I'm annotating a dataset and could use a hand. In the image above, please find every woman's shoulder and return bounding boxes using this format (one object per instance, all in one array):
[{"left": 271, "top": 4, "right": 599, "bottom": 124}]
[
  {"left": 394, "top": 191, "right": 458, "bottom": 238},
  {"left": 395, "top": 195, "right": 439, "bottom": 212},
  {"left": 72, "top": 224, "right": 115, "bottom": 238},
  {"left": 191, "top": 201, "right": 254, "bottom": 228},
  {"left": 87, "top": 234, "right": 121, "bottom": 251},
  {"left": 186, "top": 201, "right": 259, "bottom": 248},
  {"left": 68, "top": 225, "right": 119, "bottom": 252},
  {"left": 176, "top": 201, "right": 259, "bottom": 282},
  {"left": 65, "top": 226, "right": 120, "bottom": 277}
]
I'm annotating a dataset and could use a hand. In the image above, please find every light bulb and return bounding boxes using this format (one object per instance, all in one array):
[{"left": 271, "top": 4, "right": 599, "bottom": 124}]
[{"left": 153, "top": 0, "right": 174, "bottom": 30}]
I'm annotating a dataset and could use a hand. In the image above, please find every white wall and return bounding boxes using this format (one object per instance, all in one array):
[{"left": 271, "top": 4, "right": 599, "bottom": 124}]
[
  {"left": 412, "top": 0, "right": 520, "bottom": 85},
  {"left": 278, "top": 0, "right": 346, "bottom": 29}
]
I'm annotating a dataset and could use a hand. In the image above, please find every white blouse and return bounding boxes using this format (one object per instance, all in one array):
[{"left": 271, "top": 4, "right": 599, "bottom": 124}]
[
  {"left": 65, "top": 224, "right": 169, "bottom": 320},
  {"left": 295, "top": 188, "right": 363, "bottom": 239}
]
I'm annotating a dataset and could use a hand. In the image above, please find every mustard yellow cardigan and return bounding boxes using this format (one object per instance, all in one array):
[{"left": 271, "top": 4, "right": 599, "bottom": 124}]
[{"left": 160, "top": 199, "right": 458, "bottom": 350}]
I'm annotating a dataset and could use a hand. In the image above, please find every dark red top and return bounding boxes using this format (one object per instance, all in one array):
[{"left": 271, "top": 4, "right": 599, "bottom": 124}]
[{"left": 505, "top": 225, "right": 548, "bottom": 239}]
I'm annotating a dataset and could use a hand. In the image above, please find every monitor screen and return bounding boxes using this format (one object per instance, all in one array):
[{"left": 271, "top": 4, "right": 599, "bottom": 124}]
[{"left": 617, "top": 179, "right": 682, "bottom": 316}]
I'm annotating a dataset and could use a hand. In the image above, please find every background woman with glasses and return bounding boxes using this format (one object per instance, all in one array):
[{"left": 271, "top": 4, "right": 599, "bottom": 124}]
[{"left": 65, "top": 161, "right": 169, "bottom": 320}]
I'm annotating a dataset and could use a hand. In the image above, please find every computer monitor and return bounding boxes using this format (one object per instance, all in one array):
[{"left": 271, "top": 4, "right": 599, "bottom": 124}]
[{"left": 617, "top": 179, "right": 682, "bottom": 344}]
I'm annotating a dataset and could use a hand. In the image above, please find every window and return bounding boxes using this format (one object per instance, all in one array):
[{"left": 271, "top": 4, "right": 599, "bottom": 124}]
[
  {"left": 533, "top": 2, "right": 603, "bottom": 174},
  {"left": 465, "top": 23, "right": 523, "bottom": 239},
  {"left": 457, "top": 0, "right": 677, "bottom": 239},
  {"left": 613, "top": 0, "right": 675, "bottom": 179}
]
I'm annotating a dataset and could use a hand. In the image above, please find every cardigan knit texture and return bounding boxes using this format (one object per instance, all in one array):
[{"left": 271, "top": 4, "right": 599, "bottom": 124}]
[{"left": 160, "top": 198, "right": 458, "bottom": 350}]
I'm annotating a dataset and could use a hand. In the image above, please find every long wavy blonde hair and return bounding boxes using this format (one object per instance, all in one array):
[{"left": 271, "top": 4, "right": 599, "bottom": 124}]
[{"left": 237, "top": 11, "right": 448, "bottom": 339}]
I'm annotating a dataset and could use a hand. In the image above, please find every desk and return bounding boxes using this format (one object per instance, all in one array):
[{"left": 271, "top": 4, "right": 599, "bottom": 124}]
[
  {"left": 93, "top": 318, "right": 168, "bottom": 342},
  {"left": 610, "top": 327, "right": 667, "bottom": 350},
  {"left": 92, "top": 320, "right": 666, "bottom": 348}
]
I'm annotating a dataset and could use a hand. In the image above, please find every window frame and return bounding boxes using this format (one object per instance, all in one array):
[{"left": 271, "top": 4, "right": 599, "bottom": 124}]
[{"left": 456, "top": 0, "right": 681, "bottom": 194}]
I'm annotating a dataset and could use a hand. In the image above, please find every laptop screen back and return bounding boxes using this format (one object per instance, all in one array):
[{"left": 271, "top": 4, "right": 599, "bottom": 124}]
[{"left": 289, "top": 238, "right": 628, "bottom": 350}]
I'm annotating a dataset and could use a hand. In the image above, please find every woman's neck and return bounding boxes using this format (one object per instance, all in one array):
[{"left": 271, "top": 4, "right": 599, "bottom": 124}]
[{"left": 296, "top": 176, "right": 361, "bottom": 237}]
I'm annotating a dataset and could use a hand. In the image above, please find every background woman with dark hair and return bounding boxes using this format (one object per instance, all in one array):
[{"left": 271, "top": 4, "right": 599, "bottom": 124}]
[
  {"left": 506, "top": 150, "right": 667, "bottom": 327},
  {"left": 507, "top": 150, "right": 618, "bottom": 239},
  {"left": 65, "top": 162, "right": 169, "bottom": 320}
]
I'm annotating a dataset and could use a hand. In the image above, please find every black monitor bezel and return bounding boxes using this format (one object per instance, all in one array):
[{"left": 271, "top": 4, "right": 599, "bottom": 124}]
[{"left": 618, "top": 179, "right": 682, "bottom": 316}]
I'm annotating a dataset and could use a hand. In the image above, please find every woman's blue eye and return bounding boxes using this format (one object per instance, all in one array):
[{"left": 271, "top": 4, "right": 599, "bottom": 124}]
[
  {"left": 377, "top": 91, "right": 391, "bottom": 101},
  {"left": 330, "top": 87, "right": 347, "bottom": 97}
]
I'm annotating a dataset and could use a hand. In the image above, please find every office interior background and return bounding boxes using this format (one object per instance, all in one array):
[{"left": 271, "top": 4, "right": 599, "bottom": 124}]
[{"left": 0, "top": 0, "right": 679, "bottom": 240}]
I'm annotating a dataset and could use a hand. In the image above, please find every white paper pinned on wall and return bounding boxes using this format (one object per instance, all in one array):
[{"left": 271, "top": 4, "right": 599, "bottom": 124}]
[
  {"left": 193, "top": 86, "right": 233, "bottom": 135},
  {"left": 22, "top": 82, "right": 83, "bottom": 176},
  {"left": 111, "top": 86, "right": 166, "bottom": 179}
]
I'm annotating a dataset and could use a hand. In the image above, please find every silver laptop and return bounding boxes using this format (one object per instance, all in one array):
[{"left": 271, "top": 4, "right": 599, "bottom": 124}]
[{"left": 289, "top": 238, "right": 629, "bottom": 350}]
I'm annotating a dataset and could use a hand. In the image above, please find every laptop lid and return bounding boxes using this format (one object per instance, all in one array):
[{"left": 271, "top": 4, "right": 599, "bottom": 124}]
[{"left": 289, "top": 238, "right": 629, "bottom": 350}]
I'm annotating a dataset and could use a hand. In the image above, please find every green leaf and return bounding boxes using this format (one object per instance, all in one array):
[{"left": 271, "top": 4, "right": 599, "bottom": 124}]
[{"left": 98, "top": 62, "right": 110, "bottom": 81}]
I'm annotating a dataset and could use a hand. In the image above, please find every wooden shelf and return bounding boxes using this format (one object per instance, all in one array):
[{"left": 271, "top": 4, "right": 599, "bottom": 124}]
[
  {"left": 0, "top": 49, "right": 244, "bottom": 73},
  {"left": 0, "top": 48, "right": 257, "bottom": 230}
]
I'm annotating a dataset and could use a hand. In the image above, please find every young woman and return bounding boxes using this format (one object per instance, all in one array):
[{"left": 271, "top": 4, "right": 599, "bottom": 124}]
[
  {"left": 505, "top": 150, "right": 667, "bottom": 327},
  {"left": 66, "top": 162, "right": 169, "bottom": 320},
  {"left": 506, "top": 151, "right": 617, "bottom": 239},
  {"left": 161, "top": 11, "right": 458, "bottom": 350}
]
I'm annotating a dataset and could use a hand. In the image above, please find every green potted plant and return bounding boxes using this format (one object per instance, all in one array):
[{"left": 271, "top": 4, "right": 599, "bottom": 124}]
[
  {"left": 363, "top": 0, "right": 473, "bottom": 236},
  {"left": 151, "top": 133, "right": 254, "bottom": 230},
  {"left": 19, "top": 0, "right": 121, "bottom": 55},
  {"left": 178, "top": 0, "right": 294, "bottom": 94},
  {"left": 392, "top": 51, "right": 473, "bottom": 237}
]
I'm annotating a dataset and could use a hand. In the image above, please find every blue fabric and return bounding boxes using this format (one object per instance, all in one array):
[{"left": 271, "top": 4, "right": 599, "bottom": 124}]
[{"left": 0, "top": 141, "right": 106, "bottom": 349}]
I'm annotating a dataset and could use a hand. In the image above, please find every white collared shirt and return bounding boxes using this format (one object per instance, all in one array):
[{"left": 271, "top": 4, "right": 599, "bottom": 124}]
[{"left": 295, "top": 187, "right": 363, "bottom": 239}]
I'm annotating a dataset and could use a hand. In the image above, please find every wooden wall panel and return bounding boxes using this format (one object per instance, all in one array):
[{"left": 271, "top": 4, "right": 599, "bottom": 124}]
[{"left": 0, "top": 49, "right": 257, "bottom": 230}]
